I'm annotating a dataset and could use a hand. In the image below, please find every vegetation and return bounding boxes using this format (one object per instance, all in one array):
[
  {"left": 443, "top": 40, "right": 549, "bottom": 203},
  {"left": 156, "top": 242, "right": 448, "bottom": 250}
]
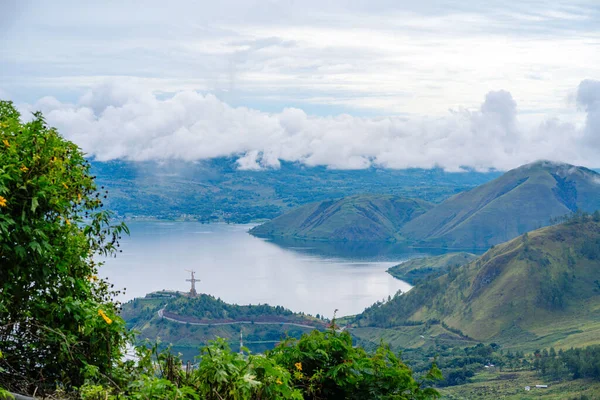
[
  {"left": 535, "top": 345, "right": 600, "bottom": 381},
  {"left": 387, "top": 253, "right": 477, "bottom": 284},
  {"left": 250, "top": 195, "right": 432, "bottom": 241},
  {"left": 356, "top": 216, "right": 600, "bottom": 350},
  {"left": 0, "top": 102, "right": 439, "bottom": 399},
  {"left": 120, "top": 293, "right": 326, "bottom": 358},
  {"left": 163, "top": 293, "right": 325, "bottom": 323},
  {"left": 400, "top": 160, "right": 600, "bottom": 249},
  {"left": 0, "top": 101, "right": 129, "bottom": 393},
  {"left": 91, "top": 159, "right": 500, "bottom": 223}
]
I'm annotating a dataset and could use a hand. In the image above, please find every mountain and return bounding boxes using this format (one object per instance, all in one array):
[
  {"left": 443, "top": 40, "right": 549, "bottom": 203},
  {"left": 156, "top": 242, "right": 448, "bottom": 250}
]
[
  {"left": 387, "top": 252, "right": 477, "bottom": 284},
  {"left": 356, "top": 216, "right": 600, "bottom": 350},
  {"left": 249, "top": 195, "right": 432, "bottom": 241},
  {"left": 91, "top": 158, "right": 500, "bottom": 222},
  {"left": 400, "top": 161, "right": 600, "bottom": 248}
]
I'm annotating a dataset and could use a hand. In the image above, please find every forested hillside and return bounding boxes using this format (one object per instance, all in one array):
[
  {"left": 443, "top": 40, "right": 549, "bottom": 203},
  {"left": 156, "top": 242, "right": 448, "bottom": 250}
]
[{"left": 91, "top": 159, "right": 500, "bottom": 222}]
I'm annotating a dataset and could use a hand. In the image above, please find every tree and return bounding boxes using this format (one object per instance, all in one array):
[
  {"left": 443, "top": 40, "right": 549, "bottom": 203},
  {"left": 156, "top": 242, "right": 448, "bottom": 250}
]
[
  {"left": 0, "top": 101, "right": 128, "bottom": 392},
  {"left": 268, "top": 326, "right": 440, "bottom": 399}
]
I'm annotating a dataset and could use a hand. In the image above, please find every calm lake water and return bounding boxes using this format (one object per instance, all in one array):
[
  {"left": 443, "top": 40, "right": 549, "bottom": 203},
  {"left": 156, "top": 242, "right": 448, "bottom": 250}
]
[{"left": 102, "top": 222, "right": 448, "bottom": 318}]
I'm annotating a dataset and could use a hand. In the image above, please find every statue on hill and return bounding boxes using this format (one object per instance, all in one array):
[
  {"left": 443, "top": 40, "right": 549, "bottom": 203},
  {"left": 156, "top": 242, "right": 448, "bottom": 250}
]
[{"left": 186, "top": 269, "right": 200, "bottom": 297}]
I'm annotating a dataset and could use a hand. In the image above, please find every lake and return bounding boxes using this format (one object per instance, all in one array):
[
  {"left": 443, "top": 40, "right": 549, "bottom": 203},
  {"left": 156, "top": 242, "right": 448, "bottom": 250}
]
[{"left": 101, "top": 222, "right": 448, "bottom": 318}]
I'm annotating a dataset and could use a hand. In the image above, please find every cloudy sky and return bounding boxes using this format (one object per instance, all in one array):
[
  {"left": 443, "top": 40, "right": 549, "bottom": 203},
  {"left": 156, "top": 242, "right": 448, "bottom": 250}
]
[{"left": 1, "top": 0, "right": 599, "bottom": 170}]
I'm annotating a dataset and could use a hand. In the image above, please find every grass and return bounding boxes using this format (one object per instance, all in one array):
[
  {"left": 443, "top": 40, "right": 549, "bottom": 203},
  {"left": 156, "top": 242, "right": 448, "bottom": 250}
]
[
  {"left": 400, "top": 161, "right": 600, "bottom": 249},
  {"left": 356, "top": 219, "right": 600, "bottom": 351},
  {"left": 441, "top": 370, "right": 600, "bottom": 399},
  {"left": 249, "top": 195, "right": 432, "bottom": 241},
  {"left": 387, "top": 252, "right": 477, "bottom": 284}
]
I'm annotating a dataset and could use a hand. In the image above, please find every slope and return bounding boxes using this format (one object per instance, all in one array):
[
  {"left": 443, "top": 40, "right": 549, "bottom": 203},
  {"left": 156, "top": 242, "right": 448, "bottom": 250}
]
[
  {"left": 400, "top": 160, "right": 600, "bottom": 249},
  {"left": 121, "top": 291, "right": 326, "bottom": 359},
  {"left": 92, "top": 159, "right": 499, "bottom": 223},
  {"left": 249, "top": 195, "right": 432, "bottom": 241},
  {"left": 357, "top": 216, "right": 600, "bottom": 349},
  {"left": 387, "top": 252, "right": 477, "bottom": 284}
]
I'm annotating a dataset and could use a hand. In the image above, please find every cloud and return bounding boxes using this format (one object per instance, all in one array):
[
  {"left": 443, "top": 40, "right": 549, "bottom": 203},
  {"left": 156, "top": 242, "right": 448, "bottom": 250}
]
[
  {"left": 577, "top": 80, "right": 600, "bottom": 148},
  {"left": 16, "top": 79, "right": 600, "bottom": 171}
]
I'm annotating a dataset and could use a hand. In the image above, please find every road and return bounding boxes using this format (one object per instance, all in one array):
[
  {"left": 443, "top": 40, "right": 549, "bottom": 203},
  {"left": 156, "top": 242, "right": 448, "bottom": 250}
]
[{"left": 157, "top": 306, "right": 320, "bottom": 330}]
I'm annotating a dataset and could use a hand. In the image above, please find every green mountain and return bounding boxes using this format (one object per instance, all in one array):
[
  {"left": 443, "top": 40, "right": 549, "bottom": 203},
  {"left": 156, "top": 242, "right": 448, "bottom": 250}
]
[
  {"left": 249, "top": 195, "right": 432, "bottom": 241},
  {"left": 387, "top": 252, "right": 477, "bottom": 284},
  {"left": 356, "top": 216, "right": 600, "bottom": 350},
  {"left": 400, "top": 160, "right": 600, "bottom": 248}
]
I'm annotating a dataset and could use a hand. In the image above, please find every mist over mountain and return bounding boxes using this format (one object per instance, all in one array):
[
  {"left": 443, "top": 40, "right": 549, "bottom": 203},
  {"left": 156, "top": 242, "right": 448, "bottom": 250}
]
[{"left": 91, "top": 158, "right": 500, "bottom": 222}]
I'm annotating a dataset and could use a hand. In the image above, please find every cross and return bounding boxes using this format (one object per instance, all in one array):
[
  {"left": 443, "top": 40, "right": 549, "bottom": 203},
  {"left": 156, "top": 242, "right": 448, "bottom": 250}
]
[{"left": 185, "top": 269, "right": 200, "bottom": 297}]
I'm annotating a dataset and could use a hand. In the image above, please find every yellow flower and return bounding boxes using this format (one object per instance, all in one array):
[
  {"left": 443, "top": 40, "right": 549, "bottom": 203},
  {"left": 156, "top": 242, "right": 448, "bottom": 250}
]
[
  {"left": 0, "top": 196, "right": 6, "bottom": 208},
  {"left": 276, "top": 379, "right": 282, "bottom": 385},
  {"left": 65, "top": 218, "right": 71, "bottom": 226},
  {"left": 2, "top": 139, "right": 9, "bottom": 148},
  {"left": 77, "top": 193, "right": 82, "bottom": 202},
  {"left": 20, "top": 165, "right": 28, "bottom": 172},
  {"left": 295, "top": 362, "right": 302, "bottom": 371},
  {"left": 98, "top": 309, "right": 113, "bottom": 324}
]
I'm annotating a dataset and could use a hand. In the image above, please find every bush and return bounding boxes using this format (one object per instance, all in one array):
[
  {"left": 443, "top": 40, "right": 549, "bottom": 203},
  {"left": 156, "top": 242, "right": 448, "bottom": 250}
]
[{"left": 0, "top": 101, "right": 128, "bottom": 392}]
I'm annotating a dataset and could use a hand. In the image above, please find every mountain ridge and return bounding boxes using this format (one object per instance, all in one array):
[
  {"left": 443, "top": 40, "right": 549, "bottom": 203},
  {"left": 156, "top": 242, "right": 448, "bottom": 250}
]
[
  {"left": 250, "top": 195, "right": 432, "bottom": 241},
  {"left": 356, "top": 216, "right": 600, "bottom": 350},
  {"left": 399, "top": 160, "right": 600, "bottom": 248}
]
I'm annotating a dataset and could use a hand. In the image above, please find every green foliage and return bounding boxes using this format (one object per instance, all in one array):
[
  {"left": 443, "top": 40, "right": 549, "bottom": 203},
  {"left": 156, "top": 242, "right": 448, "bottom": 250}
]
[
  {"left": 0, "top": 387, "right": 13, "bottom": 400},
  {"left": 268, "top": 326, "right": 440, "bottom": 399},
  {"left": 0, "top": 101, "right": 129, "bottom": 392},
  {"left": 165, "top": 293, "right": 300, "bottom": 322},
  {"left": 76, "top": 332, "right": 437, "bottom": 400}
]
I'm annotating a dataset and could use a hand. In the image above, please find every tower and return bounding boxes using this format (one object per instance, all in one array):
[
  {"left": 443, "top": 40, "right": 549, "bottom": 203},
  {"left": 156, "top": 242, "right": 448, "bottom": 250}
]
[{"left": 185, "top": 269, "right": 199, "bottom": 297}]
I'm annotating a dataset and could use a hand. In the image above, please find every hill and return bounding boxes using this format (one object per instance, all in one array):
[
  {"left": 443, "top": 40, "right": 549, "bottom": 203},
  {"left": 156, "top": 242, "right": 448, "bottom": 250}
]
[
  {"left": 249, "top": 195, "right": 432, "bottom": 241},
  {"left": 400, "top": 160, "right": 600, "bottom": 248},
  {"left": 356, "top": 216, "right": 600, "bottom": 350},
  {"left": 387, "top": 252, "right": 477, "bottom": 284},
  {"left": 91, "top": 159, "right": 500, "bottom": 222},
  {"left": 121, "top": 292, "right": 326, "bottom": 359}
]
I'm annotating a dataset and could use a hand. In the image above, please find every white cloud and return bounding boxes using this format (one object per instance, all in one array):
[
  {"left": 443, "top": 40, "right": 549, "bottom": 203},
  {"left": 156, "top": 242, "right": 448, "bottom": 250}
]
[{"left": 16, "top": 79, "right": 600, "bottom": 171}]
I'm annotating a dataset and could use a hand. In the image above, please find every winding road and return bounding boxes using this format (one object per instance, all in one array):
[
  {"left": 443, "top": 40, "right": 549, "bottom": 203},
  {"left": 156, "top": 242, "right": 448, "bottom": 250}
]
[{"left": 157, "top": 306, "right": 321, "bottom": 330}]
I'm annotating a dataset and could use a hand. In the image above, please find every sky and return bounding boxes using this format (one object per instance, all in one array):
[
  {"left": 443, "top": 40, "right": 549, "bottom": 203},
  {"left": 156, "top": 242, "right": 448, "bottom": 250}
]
[{"left": 1, "top": 0, "right": 599, "bottom": 171}]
